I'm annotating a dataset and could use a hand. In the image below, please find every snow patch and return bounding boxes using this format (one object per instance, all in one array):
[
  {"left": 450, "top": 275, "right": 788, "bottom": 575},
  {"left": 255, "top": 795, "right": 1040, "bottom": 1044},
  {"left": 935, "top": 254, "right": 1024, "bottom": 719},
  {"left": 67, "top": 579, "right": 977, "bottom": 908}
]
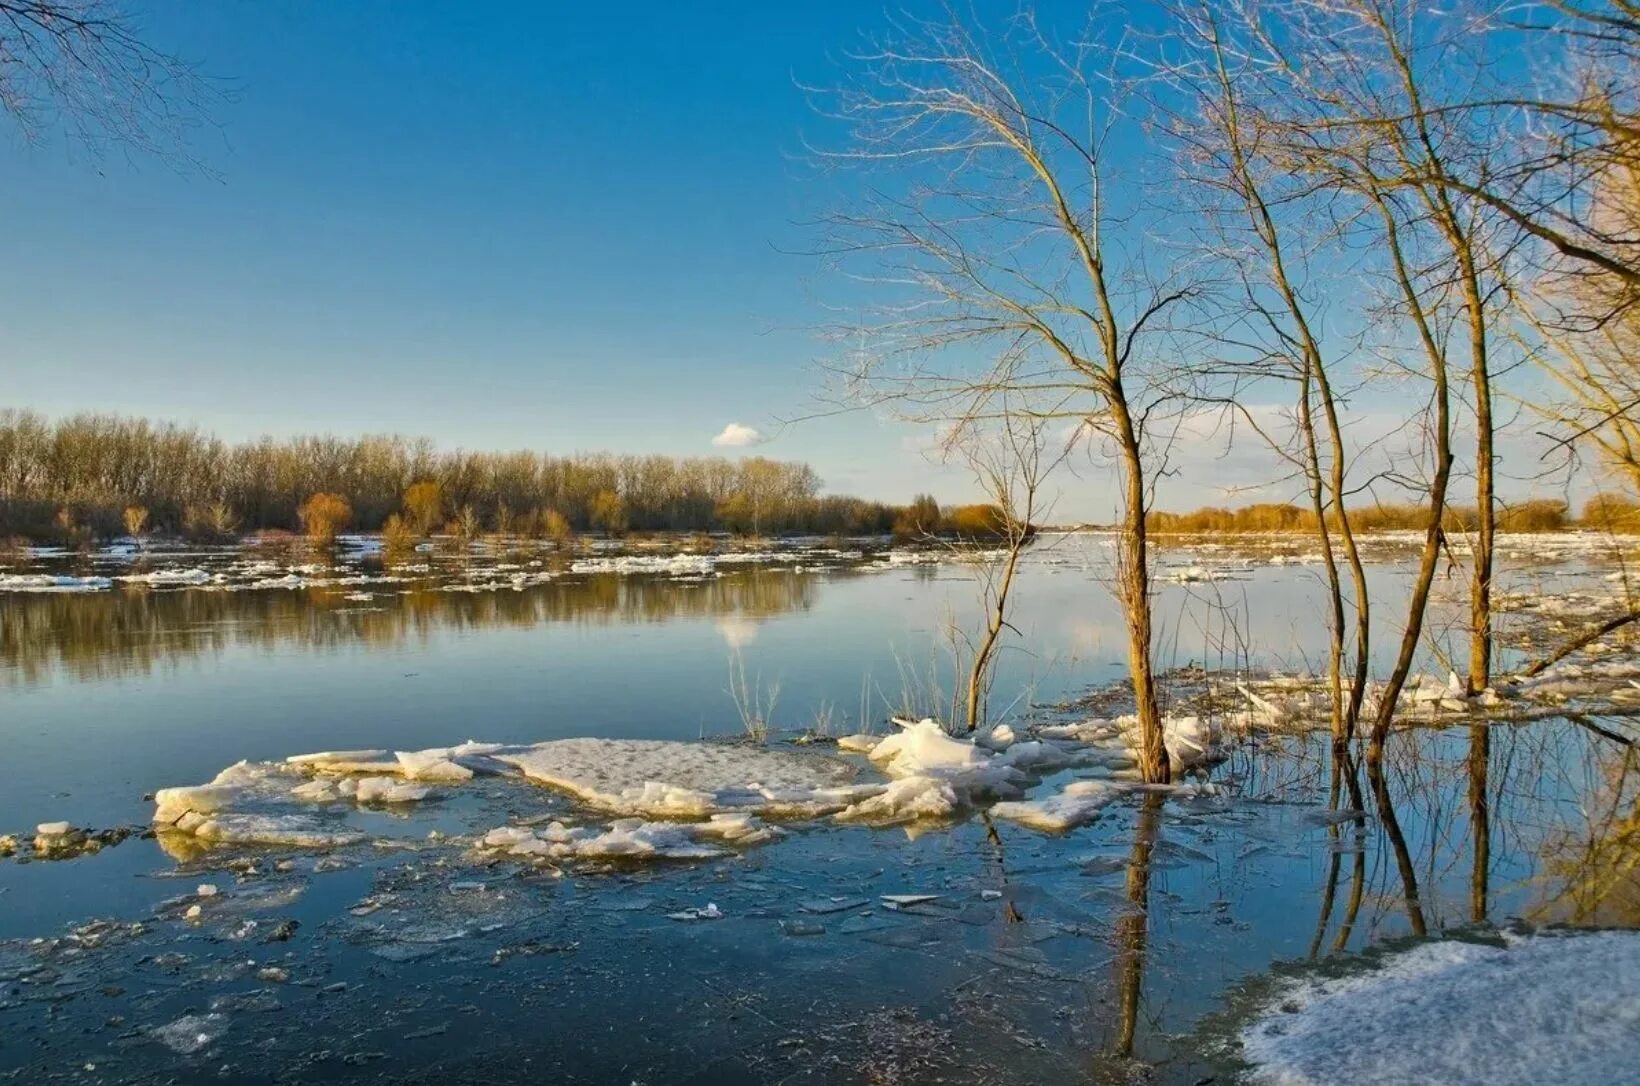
[{"left": 1237, "top": 930, "right": 1640, "bottom": 1085}]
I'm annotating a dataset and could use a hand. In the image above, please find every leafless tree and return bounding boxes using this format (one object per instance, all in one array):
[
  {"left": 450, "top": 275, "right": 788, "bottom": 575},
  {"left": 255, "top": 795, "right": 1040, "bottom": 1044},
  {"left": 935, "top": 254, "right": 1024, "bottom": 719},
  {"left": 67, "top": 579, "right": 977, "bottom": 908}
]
[
  {"left": 1160, "top": 3, "right": 1374, "bottom": 746},
  {"left": 0, "top": 1, "right": 215, "bottom": 164},
  {"left": 945, "top": 405, "right": 1065, "bottom": 732},
  {"left": 812, "top": 9, "right": 1202, "bottom": 782}
]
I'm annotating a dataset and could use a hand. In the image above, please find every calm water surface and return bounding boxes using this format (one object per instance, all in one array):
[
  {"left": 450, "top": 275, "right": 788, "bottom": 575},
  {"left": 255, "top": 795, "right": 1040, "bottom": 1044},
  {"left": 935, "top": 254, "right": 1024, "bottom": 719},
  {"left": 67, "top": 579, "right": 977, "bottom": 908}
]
[{"left": 0, "top": 534, "right": 1634, "bottom": 1083}]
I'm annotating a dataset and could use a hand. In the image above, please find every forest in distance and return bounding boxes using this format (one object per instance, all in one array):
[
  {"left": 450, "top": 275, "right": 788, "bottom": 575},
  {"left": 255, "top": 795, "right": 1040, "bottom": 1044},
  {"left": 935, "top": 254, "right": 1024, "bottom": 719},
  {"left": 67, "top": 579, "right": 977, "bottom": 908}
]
[{"left": 0, "top": 407, "right": 1626, "bottom": 546}]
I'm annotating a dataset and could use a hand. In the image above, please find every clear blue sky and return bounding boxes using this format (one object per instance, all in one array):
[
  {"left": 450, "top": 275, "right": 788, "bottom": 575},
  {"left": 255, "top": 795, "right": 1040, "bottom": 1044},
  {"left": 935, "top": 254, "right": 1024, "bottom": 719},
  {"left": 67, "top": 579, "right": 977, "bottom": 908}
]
[
  {"left": 0, "top": 1, "right": 1584, "bottom": 517},
  {"left": 1, "top": 2, "right": 985, "bottom": 503}
]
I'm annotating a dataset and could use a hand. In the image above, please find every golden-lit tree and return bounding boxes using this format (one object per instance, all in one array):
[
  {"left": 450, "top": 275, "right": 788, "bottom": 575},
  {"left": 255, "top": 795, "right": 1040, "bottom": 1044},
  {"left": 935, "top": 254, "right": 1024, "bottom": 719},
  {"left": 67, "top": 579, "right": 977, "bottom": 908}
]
[
  {"left": 589, "top": 489, "right": 628, "bottom": 537},
  {"left": 121, "top": 504, "right": 149, "bottom": 538},
  {"left": 297, "top": 492, "right": 351, "bottom": 544},
  {"left": 402, "top": 480, "right": 443, "bottom": 536}
]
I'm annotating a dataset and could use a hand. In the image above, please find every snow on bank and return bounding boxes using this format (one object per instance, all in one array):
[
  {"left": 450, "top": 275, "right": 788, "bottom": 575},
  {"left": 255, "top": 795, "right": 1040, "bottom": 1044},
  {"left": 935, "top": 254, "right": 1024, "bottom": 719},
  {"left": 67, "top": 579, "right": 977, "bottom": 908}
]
[{"left": 1237, "top": 930, "right": 1640, "bottom": 1086}]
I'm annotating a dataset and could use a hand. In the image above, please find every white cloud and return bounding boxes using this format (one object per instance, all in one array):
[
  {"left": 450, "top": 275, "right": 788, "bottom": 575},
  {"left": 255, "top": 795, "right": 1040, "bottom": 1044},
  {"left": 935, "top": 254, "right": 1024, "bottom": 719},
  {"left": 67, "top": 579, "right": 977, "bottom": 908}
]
[{"left": 712, "top": 422, "right": 767, "bottom": 448}]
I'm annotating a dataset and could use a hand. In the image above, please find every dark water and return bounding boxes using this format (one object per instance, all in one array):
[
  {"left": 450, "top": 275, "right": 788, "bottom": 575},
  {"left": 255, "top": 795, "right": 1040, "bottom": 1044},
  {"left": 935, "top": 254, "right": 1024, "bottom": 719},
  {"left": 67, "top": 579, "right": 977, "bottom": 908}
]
[{"left": 1, "top": 535, "right": 1635, "bottom": 1083}]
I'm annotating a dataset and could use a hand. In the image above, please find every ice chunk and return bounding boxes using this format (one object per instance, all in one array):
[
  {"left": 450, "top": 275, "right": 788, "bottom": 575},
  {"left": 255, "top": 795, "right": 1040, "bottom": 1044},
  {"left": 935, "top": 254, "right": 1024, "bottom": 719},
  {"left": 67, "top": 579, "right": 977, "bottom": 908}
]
[
  {"left": 152, "top": 1013, "right": 229, "bottom": 1055},
  {"left": 153, "top": 761, "right": 273, "bottom": 825},
  {"left": 479, "top": 814, "right": 780, "bottom": 863},
  {"left": 1237, "top": 931, "right": 1640, "bottom": 1085},
  {"left": 667, "top": 902, "right": 722, "bottom": 921},
  {"left": 569, "top": 554, "right": 717, "bottom": 576},
  {"left": 836, "top": 733, "right": 881, "bottom": 753},
  {"left": 395, "top": 750, "right": 474, "bottom": 782},
  {"left": 0, "top": 573, "right": 112, "bottom": 592},
  {"left": 350, "top": 777, "right": 431, "bottom": 804},
  {"left": 493, "top": 738, "right": 869, "bottom": 818},
  {"left": 835, "top": 776, "right": 960, "bottom": 824},
  {"left": 991, "top": 779, "right": 1127, "bottom": 831},
  {"left": 167, "top": 813, "right": 366, "bottom": 849},
  {"left": 866, "top": 719, "right": 1022, "bottom": 794},
  {"left": 117, "top": 568, "right": 216, "bottom": 586}
]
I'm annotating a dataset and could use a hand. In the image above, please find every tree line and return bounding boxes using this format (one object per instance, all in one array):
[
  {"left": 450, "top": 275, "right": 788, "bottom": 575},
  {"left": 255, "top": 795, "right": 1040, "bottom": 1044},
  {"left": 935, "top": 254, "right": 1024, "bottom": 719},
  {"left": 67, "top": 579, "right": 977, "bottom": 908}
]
[
  {"left": 1145, "top": 499, "right": 1608, "bottom": 535},
  {"left": 0, "top": 409, "right": 917, "bottom": 542}
]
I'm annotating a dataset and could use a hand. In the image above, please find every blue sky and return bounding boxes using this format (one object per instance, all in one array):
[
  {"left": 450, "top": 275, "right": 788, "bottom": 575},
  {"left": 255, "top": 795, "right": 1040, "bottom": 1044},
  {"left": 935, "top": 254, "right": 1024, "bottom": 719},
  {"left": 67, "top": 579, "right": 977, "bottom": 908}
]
[
  {"left": 0, "top": 2, "right": 1589, "bottom": 517},
  {"left": 1, "top": 3, "right": 977, "bottom": 500}
]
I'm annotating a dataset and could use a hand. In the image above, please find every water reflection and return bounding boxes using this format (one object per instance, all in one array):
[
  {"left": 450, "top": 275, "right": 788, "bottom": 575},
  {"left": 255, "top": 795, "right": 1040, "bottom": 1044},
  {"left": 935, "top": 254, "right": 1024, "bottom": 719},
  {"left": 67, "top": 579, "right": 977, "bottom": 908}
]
[
  {"left": 0, "top": 570, "right": 818, "bottom": 685},
  {"left": 1469, "top": 721, "right": 1491, "bottom": 923},
  {"left": 1111, "top": 792, "right": 1163, "bottom": 1061}
]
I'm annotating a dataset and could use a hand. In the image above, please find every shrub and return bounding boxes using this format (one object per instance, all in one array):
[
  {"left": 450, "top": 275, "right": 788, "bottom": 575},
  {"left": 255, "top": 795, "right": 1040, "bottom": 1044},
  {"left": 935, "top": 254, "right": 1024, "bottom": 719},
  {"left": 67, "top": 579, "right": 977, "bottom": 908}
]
[
  {"left": 122, "top": 505, "right": 150, "bottom": 537},
  {"left": 1497, "top": 499, "right": 1569, "bottom": 533},
  {"left": 541, "top": 508, "right": 574, "bottom": 548},
  {"left": 298, "top": 492, "right": 352, "bottom": 544},
  {"left": 403, "top": 480, "right": 442, "bottom": 536},
  {"left": 590, "top": 490, "right": 628, "bottom": 536},
  {"left": 381, "top": 513, "right": 416, "bottom": 552},
  {"left": 1584, "top": 493, "right": 1640, "bottom": 533},
  {"left": 446, "top": 505, "right": 479, "bottom": 542}
]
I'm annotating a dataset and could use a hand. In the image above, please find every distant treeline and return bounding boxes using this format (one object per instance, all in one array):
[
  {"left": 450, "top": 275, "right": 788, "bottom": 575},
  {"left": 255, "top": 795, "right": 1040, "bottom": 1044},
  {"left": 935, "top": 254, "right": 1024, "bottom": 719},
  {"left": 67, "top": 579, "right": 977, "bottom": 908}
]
[
  {"left": 1145, "top": 498, "right": 1637, "bottom": 534},
  {"left": 0, "top": 409, "right": 933, "bottom": 542}
]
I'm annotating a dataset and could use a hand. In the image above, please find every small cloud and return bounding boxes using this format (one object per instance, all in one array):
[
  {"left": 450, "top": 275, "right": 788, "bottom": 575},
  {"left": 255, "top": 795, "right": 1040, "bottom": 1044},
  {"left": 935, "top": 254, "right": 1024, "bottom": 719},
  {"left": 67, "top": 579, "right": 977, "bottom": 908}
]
[{"left": 712, "top": 422, "right": 767, "bottom": 448}]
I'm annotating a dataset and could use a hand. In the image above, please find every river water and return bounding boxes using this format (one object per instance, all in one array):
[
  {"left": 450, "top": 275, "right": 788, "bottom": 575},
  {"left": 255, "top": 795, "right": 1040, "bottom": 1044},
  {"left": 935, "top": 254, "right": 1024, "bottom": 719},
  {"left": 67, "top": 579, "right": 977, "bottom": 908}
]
[{"left": 1, "top": 533, "right": 1635, "bottom": 1083}]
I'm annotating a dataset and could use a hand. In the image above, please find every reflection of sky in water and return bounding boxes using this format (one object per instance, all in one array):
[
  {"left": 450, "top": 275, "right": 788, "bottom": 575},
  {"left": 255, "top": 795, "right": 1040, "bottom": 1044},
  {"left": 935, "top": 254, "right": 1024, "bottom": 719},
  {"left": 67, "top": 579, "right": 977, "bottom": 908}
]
[
  {"left": 0, "top": 537, "right": 1626, "bottom": 832},
  {"left": 0, "top": 537, "right": 1635, "bottom": 1080}
]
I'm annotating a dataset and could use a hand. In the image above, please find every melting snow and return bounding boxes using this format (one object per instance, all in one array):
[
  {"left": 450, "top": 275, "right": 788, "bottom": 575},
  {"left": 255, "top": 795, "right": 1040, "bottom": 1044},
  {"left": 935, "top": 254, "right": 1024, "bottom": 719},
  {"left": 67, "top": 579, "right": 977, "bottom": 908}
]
[{"left": 1237, "top": 930, "right": 1640, "bottom": 1086}]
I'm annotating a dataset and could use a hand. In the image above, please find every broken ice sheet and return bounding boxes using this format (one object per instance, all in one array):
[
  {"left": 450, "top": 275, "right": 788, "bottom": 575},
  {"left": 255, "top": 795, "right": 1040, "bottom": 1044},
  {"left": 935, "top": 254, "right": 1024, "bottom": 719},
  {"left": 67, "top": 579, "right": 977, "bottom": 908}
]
[
  {"left": 151, "top": 1012, "right": 229, "bottom": 1055},
  {"left": 800, "top": 897, "right": 870, "bottom": 914}
]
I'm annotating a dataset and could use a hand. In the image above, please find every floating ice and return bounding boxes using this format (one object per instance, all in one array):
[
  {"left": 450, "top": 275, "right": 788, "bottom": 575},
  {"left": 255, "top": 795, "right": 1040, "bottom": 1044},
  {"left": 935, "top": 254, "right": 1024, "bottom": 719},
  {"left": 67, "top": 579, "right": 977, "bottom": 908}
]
[
  {"left": 479, "top": 813, "right": 781, "bottom": 863},
  {"left": 991, "top": 779, "right": 1128, "bottom": 831},
  {"left": 835, "top": 776, "right": 960, "bottom": 824},
  {"left": 488, "top": 738, "right": 873, "bottom": 818},
  {"left": 152, "top": 1012, "right": 229, "bottom": 1055},
  {"left": 1236, "top": 930, "right": 1640, "bottom": 1086},
  {"left": 0, "top": 573, "right": 112, "bottom": 592},
  {"left": 569, "top": 554, "right": 717, "bottom": 577},
  {"left": 116, "top": 567, "right": 216, "bottom": 586}
]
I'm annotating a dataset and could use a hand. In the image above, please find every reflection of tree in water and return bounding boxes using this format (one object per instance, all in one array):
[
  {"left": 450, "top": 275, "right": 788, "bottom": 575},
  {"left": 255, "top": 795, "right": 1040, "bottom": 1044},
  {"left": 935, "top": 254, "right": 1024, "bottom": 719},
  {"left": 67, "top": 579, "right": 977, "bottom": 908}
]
[
  {"left": 1537, "top": 736, "right": 1640, "bottom": 925},
  {"left": 0, "top": 570, "right": 816, "bottom": 685},
  {"left": 1111, "top": 792, "right": 1163, "bottom": 1061}
]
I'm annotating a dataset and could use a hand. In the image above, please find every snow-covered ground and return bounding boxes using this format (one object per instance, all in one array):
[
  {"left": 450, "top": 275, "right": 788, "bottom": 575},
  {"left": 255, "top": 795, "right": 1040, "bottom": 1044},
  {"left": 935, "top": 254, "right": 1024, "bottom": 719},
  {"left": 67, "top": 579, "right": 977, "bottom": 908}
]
[{"left": 1236, "top": 930, "right": 1640, "bottom": 1085}]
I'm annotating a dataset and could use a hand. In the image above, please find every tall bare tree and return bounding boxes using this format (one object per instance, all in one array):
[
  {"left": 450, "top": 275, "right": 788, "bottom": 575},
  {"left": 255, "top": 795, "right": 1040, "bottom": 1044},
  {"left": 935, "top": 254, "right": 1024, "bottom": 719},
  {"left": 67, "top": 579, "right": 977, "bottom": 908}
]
[
  {"left": 1162, "top": 4, "right": 1374, "bottom": 746},
  {"left": 815, "top": 11, "right": 1199, "bottom": 782}
]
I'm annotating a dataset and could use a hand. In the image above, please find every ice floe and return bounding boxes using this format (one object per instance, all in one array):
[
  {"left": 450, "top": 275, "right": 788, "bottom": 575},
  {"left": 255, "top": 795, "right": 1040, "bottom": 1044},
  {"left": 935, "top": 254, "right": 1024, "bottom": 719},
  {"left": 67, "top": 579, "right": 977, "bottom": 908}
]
[
  {"left": 991, "top": 779, "right": 1129, "bottom": 831},
  {"left": 569, "top": 554, "right": 718, "bottom": 577},
  {"left": 116, "top": 567, "right": 218, "bottom": 586},
  {"left": 143, "top": 716, "right": 1225, "bottom": 857},
  {"left": 478, "top": 813, "right": 781, "bottom": 862},
  {"left": 0, "top": 573, "right": 112, "bottom": 592}
]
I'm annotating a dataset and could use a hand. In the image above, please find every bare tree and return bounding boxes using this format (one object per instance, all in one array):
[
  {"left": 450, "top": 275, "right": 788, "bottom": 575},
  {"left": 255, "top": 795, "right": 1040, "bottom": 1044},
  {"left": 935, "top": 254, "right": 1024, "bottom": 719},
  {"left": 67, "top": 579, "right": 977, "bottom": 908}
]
[
  {"left": 0, "top": 1, "right": 214, "bottom": 163},
  {"left": 1161, "top": 4, "right": 1374, "bottom": 746},
  {"left": 813, "top": 10, "right": 1200, "bottom": 782},
  {"left": 946, "top": 405, "right": 1065, "bottom": 732}
]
